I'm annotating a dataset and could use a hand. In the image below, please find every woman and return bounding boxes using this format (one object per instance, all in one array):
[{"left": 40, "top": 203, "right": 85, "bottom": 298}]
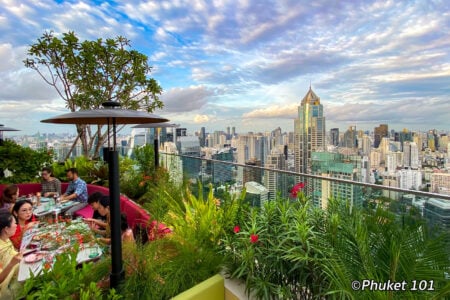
[
  {"left": 88, "top": 196, "right": 134, "bottom": 244},
  {"left": 88, "top": 196, "right": 110, "bottom": 238},
  {"left": 40, "top": 167, "right": 61, "bottom": 197},
  {"left": 0, "top": 185, "right": 19, "bottom": 212},
  {"left": 0, "top": 210, "right": 23, "bottom": 298},
  {"left": 10, "top": 200, "right": 38, "bottom": 250}
]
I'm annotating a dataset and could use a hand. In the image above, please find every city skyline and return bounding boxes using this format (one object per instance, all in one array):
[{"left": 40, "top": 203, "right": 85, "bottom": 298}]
[{"left": 1, "top": 1, "right": 450, "bottom": 135}]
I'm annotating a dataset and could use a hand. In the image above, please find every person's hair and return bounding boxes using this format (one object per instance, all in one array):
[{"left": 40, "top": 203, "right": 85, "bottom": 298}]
[
  {"left": 42, "top": 166, "right": 53, "bottom": 175},
  {"left": 12, "top": 199, "right": 33, "bottom": 221},
  {"left": 98, "top": 196, "right": 110, "bottom": 209},
  {"left": 121, "top": 213, "right": 129, "bottom": 232},
  {"left": 88, "top": 192, "right": 104, "bottom": 204},
  {"left": 0, "top": 210, "right": 14, "bottom": 232},
  {"left": 66, "top": 168, "right": 78, "bottom": 175},
  {"left": 1, "top": 184, "right": 18, "bottom": 204}
]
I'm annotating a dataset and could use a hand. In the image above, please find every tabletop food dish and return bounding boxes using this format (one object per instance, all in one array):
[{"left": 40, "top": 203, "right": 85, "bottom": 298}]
[{"left": 24, "top": 251, "right": 48, "bottom": 263}]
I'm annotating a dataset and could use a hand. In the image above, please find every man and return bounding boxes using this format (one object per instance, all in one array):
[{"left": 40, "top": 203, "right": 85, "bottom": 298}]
[{"left": 61, "top": 168, "right": 88, "bottom": 217}]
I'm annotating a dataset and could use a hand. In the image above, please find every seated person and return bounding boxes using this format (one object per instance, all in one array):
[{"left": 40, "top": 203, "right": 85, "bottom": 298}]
[
  {"left": 87, "top": 196, "right": 135, "bottom": 245},
  {"left": 60, "top": 168, "right": 88, "bottom": 217},
  {"left": 0, "top": 210, "right": 23, "bottom": 298},
  {"left": 10, "top": 200, "right": 38, "bottom": 250},
  {"left": 88, "top": 196, "right": 110, "bottom": 237},
  {"left": 83, "top": 192, "right": 108, "bottom": 229},
  {"left": 0, "top": 185, "right": 19, "bottom": 212},
  {"left": 40, "top": 167, "right": 61, "bottom": 197}
]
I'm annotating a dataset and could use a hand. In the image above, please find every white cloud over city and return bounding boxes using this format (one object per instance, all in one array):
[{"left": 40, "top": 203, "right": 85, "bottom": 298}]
[{"left": 0, "top": 0, "right": 449, "bottom": 135}]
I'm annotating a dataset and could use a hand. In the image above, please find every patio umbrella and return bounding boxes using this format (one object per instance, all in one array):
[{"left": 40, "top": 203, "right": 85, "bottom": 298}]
[
  {"left": 0, "top": 124, "right": 20, "bottom": 146},
  {"left": 41, "top": 101, "right": 169, "bottom": 288},
  {"left": 132, "top": 123, "right": 179, "bottom": 167}
]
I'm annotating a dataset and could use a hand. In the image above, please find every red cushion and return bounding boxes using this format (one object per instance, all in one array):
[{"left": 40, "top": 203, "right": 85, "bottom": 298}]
[{"left": 73, "top": 205, "right": 94, "bottom": 218}]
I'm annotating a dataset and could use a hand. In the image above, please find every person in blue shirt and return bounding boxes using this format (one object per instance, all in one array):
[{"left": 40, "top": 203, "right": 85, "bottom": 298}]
[{"left": 61, "top": 168, "right": 88, "bottom": 217}]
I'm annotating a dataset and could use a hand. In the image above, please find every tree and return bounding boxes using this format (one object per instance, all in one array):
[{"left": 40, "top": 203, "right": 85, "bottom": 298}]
[{"left": 24, "top": 31, "right": 164, "bottom": 159}]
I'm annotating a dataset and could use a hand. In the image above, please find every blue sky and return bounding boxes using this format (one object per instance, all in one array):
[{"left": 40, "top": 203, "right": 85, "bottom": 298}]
[{"left": 0, "top": 0, "right": 449, "bottom": 136}]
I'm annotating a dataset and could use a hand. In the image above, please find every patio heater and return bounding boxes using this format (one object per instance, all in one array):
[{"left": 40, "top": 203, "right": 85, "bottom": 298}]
[
  {"left": 132, "top": 123, "right": 179, "bottom": 168},
  {"left": 0, "top": 124, "right": 20, "bottom": 146},
  {"left": 41, "top": 101, "right": 168, "bottom": 289}
]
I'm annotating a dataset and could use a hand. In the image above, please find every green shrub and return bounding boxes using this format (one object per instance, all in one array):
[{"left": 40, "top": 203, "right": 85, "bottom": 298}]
[{"left": 0, "top": 140, "right": 52, "bottom": 183}]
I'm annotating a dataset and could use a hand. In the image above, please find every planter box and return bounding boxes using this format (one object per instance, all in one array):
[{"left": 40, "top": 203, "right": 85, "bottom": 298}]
[{"left": 172, "top": 274, "right": 224, "bottom": 300}]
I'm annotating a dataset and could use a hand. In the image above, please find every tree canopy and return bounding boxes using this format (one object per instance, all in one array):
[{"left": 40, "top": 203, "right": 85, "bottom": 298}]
[{"left": 24, "top": 31, "right": 164, "bottom": 159}]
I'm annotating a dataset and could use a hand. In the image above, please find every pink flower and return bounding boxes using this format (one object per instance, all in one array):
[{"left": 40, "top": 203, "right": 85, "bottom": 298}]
[
  {"left": 233, "top": 225, "right": 240, "bottom": 234},
  {"left": 250, "top": 234, "right": 259, "bottom": 244}
]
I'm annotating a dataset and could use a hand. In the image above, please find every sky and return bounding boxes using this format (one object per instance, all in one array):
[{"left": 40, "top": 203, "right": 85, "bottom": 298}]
[{"left": 0, "top": 0, "right": 449, "bottom": 137}]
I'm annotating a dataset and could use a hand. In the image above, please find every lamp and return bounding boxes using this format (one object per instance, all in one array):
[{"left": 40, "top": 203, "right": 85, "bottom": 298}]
[{"left": 41, "top": 102, "right": 168, "bottom": 288}]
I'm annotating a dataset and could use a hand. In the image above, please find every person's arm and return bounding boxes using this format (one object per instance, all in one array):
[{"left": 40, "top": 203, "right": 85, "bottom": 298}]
[
  {"left": 83, "top": 218, "right": 108, "bottom": 229},
  {"left": 61, "top": 193, "right": 77, "bottom": 201},
  {"left": 0, "top": 253, "right": 22, "bottom": 283}
]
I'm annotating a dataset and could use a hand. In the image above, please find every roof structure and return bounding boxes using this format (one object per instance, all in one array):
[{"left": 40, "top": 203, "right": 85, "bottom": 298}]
[{"left": 301, "top": 86, "right": 321, "bottom": 106}]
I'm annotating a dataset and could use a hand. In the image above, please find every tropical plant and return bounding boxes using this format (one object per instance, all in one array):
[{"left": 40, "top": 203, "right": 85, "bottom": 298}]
[
  {"left": 24, "top": 31, "right": 163, "bottom": 159},
  {"left": 223, "top": 193, "right": 327, "bottom": 299},
  {"left": 0, "top": 140, "right": 53, "bottom": 183},
  {"left": 19, "top": 245, "right": 112, "bottom": 299},
  {"left": 318, "top": 198, "right": 450, "bottom": 299},
  {"left": 121, "top": 183, "right": 241, "bottom": 299}
]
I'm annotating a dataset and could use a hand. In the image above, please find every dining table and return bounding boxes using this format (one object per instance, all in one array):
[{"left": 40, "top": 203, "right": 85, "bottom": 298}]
[
  {"left": 18, "top": 219, "right": 104, "bottom": 282},
  {"left": 32, "top": 196, "right": 78, "bottom": 220}
]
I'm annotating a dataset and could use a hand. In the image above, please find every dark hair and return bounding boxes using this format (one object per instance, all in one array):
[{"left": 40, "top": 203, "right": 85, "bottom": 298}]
[
  {"left": 0, "top": 210, "right": 14, "bottom": 232},
  {"left": 12, "top": 199, "right": 33, "bottom": 221},
  {"left": 1, "top": 184, "right": 18, "bottom": 205},
  {"left": 42, "top": 166, "right": 53, "bottom": 175},
  {"left": 121, "top": 213, "right": 129, "bottom": 232},
  {"left": 88, "top": 192, "right": 104, "bottom": 204},
  {"left": 98, "top": 196, "right": 110, "bottom": 208},
  {"left": 66, "top": 168, "right": 78, "bottom": 175}
]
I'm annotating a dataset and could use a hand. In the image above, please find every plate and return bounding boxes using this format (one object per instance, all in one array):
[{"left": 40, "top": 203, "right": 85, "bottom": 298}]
[
  {"left": 24, "top": 252, "right": 46, "bottom": 263},
  {"left": 40, "top": 197, "right": 52, "bottom": 202}
]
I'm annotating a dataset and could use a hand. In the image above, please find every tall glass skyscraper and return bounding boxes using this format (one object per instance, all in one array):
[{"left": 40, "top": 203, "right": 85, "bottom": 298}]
[{"left": 294, "top": 87, "right": 326, "bottom": 174}]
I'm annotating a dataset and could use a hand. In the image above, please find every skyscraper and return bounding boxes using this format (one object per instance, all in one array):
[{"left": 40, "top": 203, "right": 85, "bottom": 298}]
[
  {"left": 330, "top": 128, "right": 339, "bottom": 146},
  {"left": 374, "top": 124, "right": 388, "bottom": 148},
  {"left": 294, "top": 87, "right": 326, "bottom": 174}
]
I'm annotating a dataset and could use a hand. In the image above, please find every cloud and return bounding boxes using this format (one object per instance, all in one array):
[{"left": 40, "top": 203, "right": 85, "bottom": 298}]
[
  {"left": 193, "top": 114, "right": 210, "bottom": 123},
  {"left": 243, "top": 104, "right": 298, "bottom": 119},
  {"left": 160, "top": 86, "right": 213, "bottom": 113}
]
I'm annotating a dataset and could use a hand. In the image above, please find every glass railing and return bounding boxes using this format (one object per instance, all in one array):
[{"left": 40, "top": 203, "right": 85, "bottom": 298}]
[{"left": 160, "top": 152, "right": 450, "bottom": 235}]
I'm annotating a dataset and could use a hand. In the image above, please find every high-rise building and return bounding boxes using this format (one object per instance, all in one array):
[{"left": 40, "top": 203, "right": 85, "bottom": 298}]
[
  {"left": 211, "top": 149, "right": 234, "bottom": 184},
  {"left": 330, "top": 128, "right": 339, "bottom": 146},
  {"left": 374, "top": 124, "right": 388, "bottom": 148},
  {"left": 176, "top": 136, "right": 201, "bottom": 178},
  {"left": 294, "top": 87, "right": 326, "bottom": 175},
  {"left": 310, "top": 152, "right": 363, "bottom": 209},
  {"left": 243, "top": 158, "right": 262, "bottom": 185},
  {"left": 265, "top": 148, "right": 287, "bottom": 200},
  {"left": 430, "top": 173, "right": 450, "bottom": 195},
  {"left": 343, "top": 126, "right": 357, "bottom": 148},
  {"left": 403, "top": 141, "right": 419, "bottom": 169},
  {"left": 398, "top": 169, "right": 422, "bottom": 190},
  {"left": 361, "top": 135, "right": 372, "bottom": 156},
  {"left": 199, "top": 127, "right": 206, "bottom": 147}
]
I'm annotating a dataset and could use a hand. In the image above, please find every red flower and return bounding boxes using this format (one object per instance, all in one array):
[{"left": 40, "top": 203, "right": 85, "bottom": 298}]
[
  {"left": 233, "top": 225, "right": 240, "bottom": 233},
  {"left": 250, "top": 234, "right": 259, "bottom": 244}
]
